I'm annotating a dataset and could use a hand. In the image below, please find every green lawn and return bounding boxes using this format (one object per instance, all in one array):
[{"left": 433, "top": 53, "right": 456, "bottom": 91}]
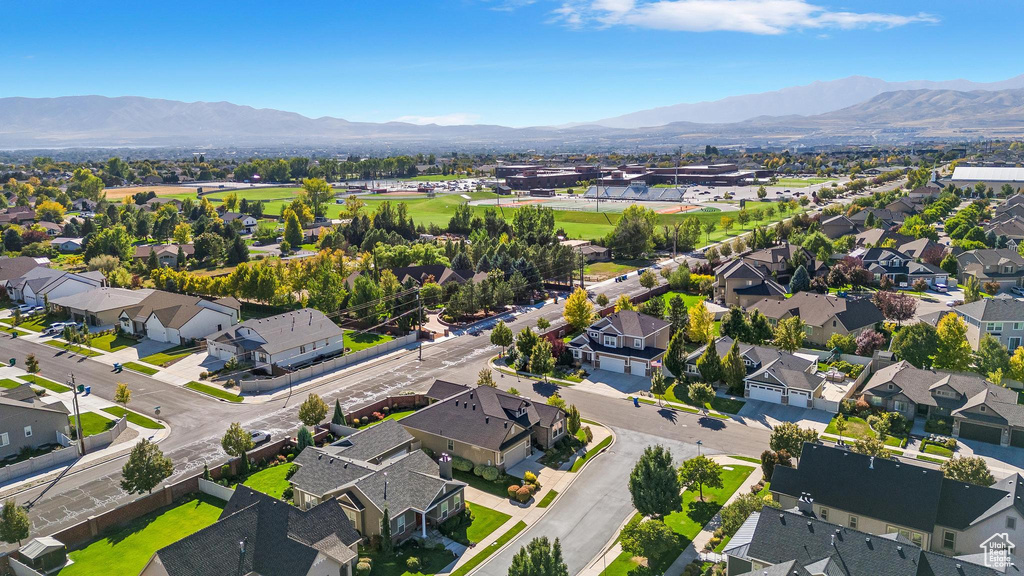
[
  {"left": 360, "top": 545, "right": 455, "bottom": 576},
  {"left": 663, "top": 383, "right": 745, "bottom": 414},
  {"left": 917, "top": 455, "right": 945, "bottom": 464},
  {"left": 123, "top": 361, "right": 158, "bottom": 375},
  {"left": 355, "top": 408, "right": 416, "bottom": 428},
  {"left": 204, "top": 186, "right": 303, "bottom": 202},
  {"left": 584, "top": 259, "right": 652, "bottom": 280},
  {"left": 537, "top": 489, "right": 559, "bottom": 508},
  {"left": 70, "top": 412, "right": 117, "bottom": 437},
  {"left": 185, "top": 381, "right": 242, "bottom": 402},
  {"left": 57, "top": 495, "right": 224, "bottom": 576},
  {"left": 921, "top": 442, "right": 953, "bottom": 458},
  {"left": 0, "top": 378, "right": 22, "bottom": 388},
  {"left": 89, "top": 333, "right": 136, "bottom": 352},
  {"left": 453, "top": 469, "right": 516, "bottom": 498},
  {"left": 460, "top": 502, "right": 512, "bottom": 544},
  {"left": 659, "top": 291, "right": 707, "bottom": 309},
  {"left": 101, "top": 406, "right": 165, "bottom": 429},
  {"left": 731, "top": 455, "right": 762, "bottom": 465},
  {"left": 241, "top": 464, "right": 294, "bottom": 499},
  {"left": 0, "top": 324, "right": 30, "bottom": 336},
  {"left": 1, "top": 314, "right": 57, "bottom": 332},
  {"left": 344, "top": 331, "right": 394, "bottom": 352},
  {"left": 21, "top": 374, "right": 71, "bottom": 393},
  {"left": 570, "top": 436, "right": 612, "bottom": 472},
  {"left": 825, "top": 415, "right": 907, "bottom": 448},
  {"left": 773, "top": 177, "right": 835, "bottom": 188},
  {"left": 43, "top": 340, "right": 103, "bottom": 357},
  {"left": 138, "top": 344, "right": 194, "bottom": 366},
  {"left": 449, "top": 521, "right": 527, "bottom": 576}
]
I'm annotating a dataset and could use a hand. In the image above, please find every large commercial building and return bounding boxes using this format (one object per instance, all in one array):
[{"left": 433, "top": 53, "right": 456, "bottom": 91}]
[
  {"left": 952, "top": 166, "right": 1024, "bottom": 193},
  {"left": 503, "top": 166, "right": 601, "bottom": 190}
]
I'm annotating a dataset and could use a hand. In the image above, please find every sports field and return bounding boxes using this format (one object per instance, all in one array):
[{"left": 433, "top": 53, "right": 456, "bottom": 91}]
[
  {"left": 773, "top": 177, "right": 835, "bottom": 188},
  {"left": 103, "top": 186, "right": 200, "bottom": 200}
]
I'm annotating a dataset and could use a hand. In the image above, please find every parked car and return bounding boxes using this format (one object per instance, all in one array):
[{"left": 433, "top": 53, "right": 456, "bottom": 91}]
[
  {"left": 935, "top": 283, "right": 948, "bottom": 293},
  {"left": 250, "top": 430, "right": 271, "bottom": 444},
  {"left": 30, "top": 306, "right": 44, "bottom": 315},
  {"left": 45, "top": 322, "right": 70, "bottom": 335},
  {"left": 1011, "top": 286, "right": 1024, "bottom": 297},
  {"left": 16, "top": 304, "right": 33, "bottom": 313}
]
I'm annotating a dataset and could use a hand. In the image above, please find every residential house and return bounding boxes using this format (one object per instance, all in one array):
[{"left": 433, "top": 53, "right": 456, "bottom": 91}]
[
  {"left": 400, "top": 380, "right": 566, "bottom": 470},
  {"left": 221, "top": 211, "right": 258, "bottom": 234},
  {"left": 849, "top": 207, "right": 905, "bottom": 229},
  {"left": 682, "top": 336, "right": 787, "bottom": 378},
  {"left": 50, "top": 237, "right": 83, "bottom": 252},
  {"left": 144, "top": 197, "right": 182, "bottom": 212},
  {"left": 820, "top": 214, "right": 859, "bottom": 239},
  {"left": 0, "top": 206, "right": 36, "bottom": 225},
  {"left": 345, "top": 265, "right": 486, "bottom": 290},
  {"left": 957, "top": 248, "right": 1024, "bottom": 293},
  {"left": 854, "top": 227, "right": 912, "bottom": 249},
  {"left": 770, "top": 443, "right": 1024, "bottom": 557},
  {"left": 896, "top": 237, "right": 944, "bottom": 262},
  {"left": 0, "top": 255, "right": 49, "bottom": 284},
  {"left": 49, "top": 287, "right": 153, "bottom": 328},
  {"left": 723, "top": 507, "right": 1002, "bottom": 576},
  {"left": 984, "top": 214, "right": 1024, "bottom": 250},
  {"left": 70, "top": 198, "right": 97, "bottom": 212},
  {"left": 0, "top": 392, "right": 70, "bottom": 461},
  {"left": 140, "top": 486, "right": 362, "bottom": 576},
  {"left": 37, "top": 221, "right": 62, "bottom": 236},
  {"left": 206, "top": 308, "right": 345, "bottom": 371},
  {"left": 907, "top": 183, "right": 943, "bottom": 200},
  {"left": 861, "top": 360, "right": 1024, "bottom": 447},
  {"left": 954, "top": 294, "right": 1024, "bottom": 351},
  {"left": 5, "top": 268, "right": 104, "bottom": 307},
  {"left": 132, "top": 244, "right": 195, "bottom": 267},
  {"left": 566, "top": 310, "right": 671, "bottom": 376},
  {"left": 713, "top": 260, "right": 787, "bottom": 308},
  {"left": 747, "top": 292, "right": 884, "bottom": 347},
  {"left": 290, "top": 419, "right": 467, "bottom": 542},
  {"left": 118, "top": 291, "right": 240, "bottom": 345},
  {"left": 885, "top": 195, "right": 924, "bottom": 216},
  {"left": 741, "top": 243, "right": 823, "bottom": 282},
  {"left": 860, "top": 247, "right": 948, "bottom": 287}
]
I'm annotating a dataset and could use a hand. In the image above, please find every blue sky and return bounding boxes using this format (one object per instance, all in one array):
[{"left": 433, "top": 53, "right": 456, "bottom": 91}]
[{"left": 1, "top": 1, "right": 1021, "bottom": 127}]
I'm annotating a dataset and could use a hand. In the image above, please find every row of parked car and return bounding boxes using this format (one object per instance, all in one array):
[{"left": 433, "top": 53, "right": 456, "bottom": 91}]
[{"left": 42, "top": 321, "right": 84, "bottom": 336}]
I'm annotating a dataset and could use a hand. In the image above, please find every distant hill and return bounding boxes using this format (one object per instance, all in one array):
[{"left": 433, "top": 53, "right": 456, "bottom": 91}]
[
  {"left": 2, "top": 87, "right": 1024, "bottom": 150},
  {"left": 579, "top": 75, "right": 1024, "bottom": 128}
]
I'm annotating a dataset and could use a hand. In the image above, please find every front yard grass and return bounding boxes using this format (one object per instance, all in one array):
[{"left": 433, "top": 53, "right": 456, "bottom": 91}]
[
  {"left": 537, "top": 489, "right": 558, "bottom": 508},
  {"left": 70, "top": 412, "right": 117, "bottom": 437},
  {"left": 825, "top": 415, "right": 908, "bottom": 448},
  {"left": 1, "top": 313, "right": 59, "bottom": 332},
  {"left": 663, "top": 383, "right": 745, "bottom": 414},
  {"left": 43, "top": 339, "right": 103, "bottom": 357},
  {"left": 360, "top": 544, "right": 455, "bottom": 576},
  {"left": 0, "top": 324, "right": 30, "bottom": 336},
  {"left": 921, "top": 442, "right": 954, "bottom": 458},
  {"left": 101, "top": 406, "right": 165, "bottom": 429},
  {"left": 584, "top": 259, "right": 652, "bottom": 280},
  {"left": 449, "top": 521, "right": 527, "bottom": 576},
  {"left": 453, "top": 469, "right": 516, "bottom": 498},
  {"left": 917, "top": 455, "right": 945, "bottom": 464},
  {"left": 353, "top": 408, "right": 416, "bottom": 428},
  {"left": 0, "top": 378, "right": 22, "bottom": 388},
  {"left": 21, "top": 374, "right": 70, "bottom": 393},
  {"left": 344, "top": 331, "right": 394, "bottom": 352},
  {"left": 123, "top": 361, "right": 158, "bottom": 375},
  {"left": 89, "top": 333, "right": 136, "bottom": 352},
  {"left": 139, "top": 344, "right": 194, "bottom": 366},
  {"left": 240, "top": 463, "right": 294, "bottom": 499},
  {"left": 185, "top": 380, "right": 242, "bottom": 403},
  {"left": 459, "top": 502, "right": 511, "bottom": 544},
  {"left": 58, "top": 495, "right": 224, "bottom": 576},
  {"left": 570, "top": 436, "right": 613, "bottom": 472}
]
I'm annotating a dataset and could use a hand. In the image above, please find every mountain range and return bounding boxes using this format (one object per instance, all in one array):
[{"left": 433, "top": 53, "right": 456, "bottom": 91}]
[{"left": 2, "top": 75, "right": 1024, "bottom": 151}]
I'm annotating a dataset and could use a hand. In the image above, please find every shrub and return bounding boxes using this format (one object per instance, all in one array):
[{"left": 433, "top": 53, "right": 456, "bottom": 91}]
[
  {"left": 359, "top": 557, "right": 372, "bottom": 566},
  {"left": 220, "top": 464, "right": 231, "bottom": 479},
  {"left": 452, "top": 456, "right": 474, "bottom": 472},
  {"left": 282, "top": 487, "right": 294, "bottom": 501},
  {"left": 360, "top": 416, "right": 369, "bottom": 425},
  {"left": 406, "top": 557, "right": 421, "bottom": 572},
  {"left": 583, "top": 426, "right": 594, "bottom": 444},
  {"left": 839, "top": 399, "right": 856, "bottom": 415},
  {"left": 473, "top": 464, "right": 486, "bottom": 477},
  {"left": 944, "top": 438, "right": 958, "bottom": 451},
  {"left": 480, "top": 465, "right": 499, "bottom": 482},
  {"left": 515, "top": 486, "right": 531, "bottom": 503},
  {"left": 525, "top": 483, "right": 537, "bottom": 495},
  {"left": 382, "top": 406, "right": 390, "bottom": 415},
  {"left": 372, "top": 411, "right": 385, "bottom": 421},
  {"left": 524, "top": 470, "right": 538, "bottom": 485},
  {"left": 854, "top": 398, "right": 871, "bottom": 414},
  {"left": 508, "top": 485, "right": 521, "bottom": 498},
  {"left": 286, "top": 453, "right": 295, "bottom": 462},
  {"left": 356, "top": 562, "right": 371, "bottom": 576}
]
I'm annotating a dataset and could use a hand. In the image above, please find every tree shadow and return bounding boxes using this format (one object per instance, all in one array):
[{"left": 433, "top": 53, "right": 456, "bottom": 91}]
[
  {"left": 657, "top": 408, "right": 678, "bottom": 425},
  {"left": 697, "top": 416, "right": 725, "bottom": 430},
  {"left": 687, "top": 499, "right": 722, "bottom": 527},
  {"left": 531, "top": 381, "right": 560, "bottom": 397}
]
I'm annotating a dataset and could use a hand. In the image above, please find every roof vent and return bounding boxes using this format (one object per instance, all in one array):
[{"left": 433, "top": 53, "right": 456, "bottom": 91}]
[
  {"left": 455, "top": 400, "right": 459, "bottom": 407},
  {"left": 865, "top": 537, "right": 871, "bottom": 543},
  {"left": 330, "top": 458, "right": 334, "bottom": 464},
  {"left": 318, "top": 454, "right": 322, "bottom": 460},
  {"left": 485, "top": 417, "right": 489, "bottom": 424},
  {"left": 470, "top": 392, "right": 474, "bottom": 400},
  {"left": 472, "top": 404, "right": 476, "bottom": 411},
  {"left": 897, "top": 546, "right": 902, "bottom": 552}
]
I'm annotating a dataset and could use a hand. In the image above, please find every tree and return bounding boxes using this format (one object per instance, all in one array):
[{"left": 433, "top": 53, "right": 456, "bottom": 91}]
[
  {"left": 696, "top": 343, "right": 722, "bottom": 384},
  {"left": 678, "top": 455, "right": 723, "bottom": 501},
  {"left": 25, "top": 354, "right": 39, "bottom": 374},
  {"left": 297, "top": 425, "right": 315, "bottom": 452},
  {"left": 852, "top": 436, "right": 889, "bottom": 458},
  {"left": 664, "top": 331, "right": 687, "bottom": 378},
  {"left": 649, "top": 370, "right": 668, "bottom": 406},
  {"left": 530, "top": 339, "right": 555, "bottom": 379},
  {"left": 614, "top": 294, "right": 635, "bottom": 312},
  {"left": 940, "top": 253, "right": 959, "bottom": 276},
  {"left": 566, "top": 405, "right": 581, "bottom": 435},
  {"left": 773, "top": 316, "right": 806, "bottom": 353},
  {"left": 934, "top": 314, "right": 973, "bottom": 371},
  {"left": 873, "top": 291, "right": 917, "bottom": 325},
  {"left": 477, "top": 367, "right": 497, "bottom": 387},
  {"left": 720, "top": 307, "right": 749, "bottom": 341},
  {"left": 975, "top": 333, "right": 1011, "bottom": 376},
  {"left": 1010, "top": 346, "right": 1024, "bottom": 382},
  {"left": 834, "top": 414, "right": 848, "bottom": 443},
  {"left": 721, "top": 492, "right": 779, "bottom": 535},
  {"left": 301, "top": 177, "right": 334, "bottom": 218},
  {"left": 381, "top": 506, "right": 393, "bottom": 555},
  {"left": 221, "top": 422, "right": 254, "bottom": 457},
  {"left": 563, "top": 288, "right": 593, "bottom": 333},
  {"left": 613, "top": 205, "right": 658, "bottom": 258},
  {"left": 298, "top": 393, "right": 329, "bottom": 427},
  {"left": 332, "top": 400, "right": 346, "bottom": 426},
  {"left": 114, "top": 382, "right": 131, "bottom": 409},
  {"left": 891, "top": 322, "right": 939, "bottom": 368},
  {"left": 667, "top": 295, "right": 688, "bottom": 336},
  {"left": 827, "top": 333, "right": 856, "bottom": 354},
  {"left": 508, "top": 537, "right": 568, "bottom": 576},
  {"left": 491, "top": 320, "right": 514, "bottom": 357},
  {"left": 629, "top": 445, "right": 682, "bottom": 518},
  {"left": 789, "top": 265, "right": 810, "bottom": 293},
  {"left": 639, "top": 269, "right": 658, "bottom": 290},
  {"left": 620, "top": 518, "right": 676, "bottom": 561},
  {"left": 769, "top": 422, "right": 818, "bottom": 459},
  {"left": 855, "top": 329, "right": 886, "bottom": 356},
  {"left": 194, "top": 232, "right": 226, "bottom": 263},
  {"left": 941, "top": 456, "right": 995, "bottom": 487},
  {"left": 0, "top": 499, "right": 30, "bottom": 546},
  {"left": 688, "top": 381, "right": 716, "bottom": 413},
  {"left": 596, "top": 293, "right": 609, "bottom": 307},
  {"left": 120, "top": 438, "right": 173, "bottom": 494},
  {"left": 747, "top": 311, "right": 773, "bottom": 344},
  {"left": 284, "top": 209, "right": 303, "bottom": 248},
  {"left": 963, "top": 275, "right": 982, "bottom": 303},
  {"left": 172, "top": 222, "right": 193, "bottom": 244},
  {"left": 687, "top": 301, "right": 714, "bottom": 345},
  {"left": 722, "top": 340, "right": 746, "bottom": 394}
]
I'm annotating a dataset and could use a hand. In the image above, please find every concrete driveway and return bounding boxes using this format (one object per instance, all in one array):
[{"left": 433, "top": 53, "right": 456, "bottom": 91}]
[
  {"left": 733, "top": 399, "right": 834, "bottom": 432},
  {"left": 473, "top": 426, "right": 702, "bottom": 576},
  {"left": 575, "top": 370, "right": 651, "bottom": 398}
]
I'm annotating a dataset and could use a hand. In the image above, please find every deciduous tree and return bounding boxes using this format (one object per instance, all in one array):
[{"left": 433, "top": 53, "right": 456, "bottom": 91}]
[
  {"left": 677, "top": 455, "right": 723, "bottom": 501},
  {"left": 934, "top": 314, "right": 973, "bottom": 371},
  {"left": 941, "top": 456, "right": 995, "bottom": 487},
  {"left": 114, "top": 382, "right": 131, "bottom": 409},
  {"left": 773, "top": 316, "right": 806, "bottom": 353},
  {"left": 121, "top": 439, "right": 173, "bottom": 495},
  {"left": 620, "top": 519, "right": 676, "bottom": 562},
  {"left": 221, "top": 422, "right": 254, "bottom": 458},
  {"left": 687, "top": 301, "right": 714, "bottom": 345},
  {"left": 769, "top": 422, "right": 818, "bottom": 459},
  {"left": 0, "top": 499, "right": 30, "bottom": 546},
  {"left": 298, "top": 393, "right": 329, "bottom": 427},
  {"left": 563, "top": 288, "right": 593, "bottom": 332}
]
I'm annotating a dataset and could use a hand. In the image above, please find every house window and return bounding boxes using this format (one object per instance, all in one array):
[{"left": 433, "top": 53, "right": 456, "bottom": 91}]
[
  {"left": 849, "top": 516, "right": 858, "bottom": 529},
  {"left": 396, "top": 513, "right": 406, "bottom": 534},
  {"left": 0, "top": 432, "right": 8, "bottom": 447},
  {"left": 441, "top": 501, "right": 449, "bottom": 519},
  {"left": 454, "top": 494, "right": 462, "bottom": 510},
  {"left": 987, "top": 322, "right": 1003, "bottom": 332},
  {"left": 943, "top": 531, "right": 955, "bottom": 550},
  {"left": 590, "top": 332, "right": 599, "bottom": 339},
  {"left": 1015, "top": 323, "right": 1024, "bottom": 331},
  {"left": 894, "top": 401, "right": 910, "bottom": 413},
  {"left": 572, "top": 349, "right": 581, "bottom": 359},
  {"left": 1010, "top": 337, "right": 1022, "bottom": 352},
  {"left": 447, "top": 439, "right": 455, "bottom": 451},
  {"left": 300, "top": 345, "right": 307, "bottom": 354},
  {"left": 820, "top": 508, "right": 828, "bottom": 521},
  {"left": 604, "top": 335, "right": 617, "bottom": 347},
  {"left": 1008, "top": 517, "right": 1017, "bottom": 530},
  {"left": 634, "top": 338, "right": 643, "bottom": 348},
  {"left": 24, "top": 426, "right": 32, "bottom": 438}
]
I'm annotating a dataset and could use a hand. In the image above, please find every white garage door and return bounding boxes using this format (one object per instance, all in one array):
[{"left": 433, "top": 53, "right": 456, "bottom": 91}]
[
  {"left": 599, "top": 355, "right": 626, "bottom": 373},
  {"left": 748, "top": 383, "right": 783, "bottom": 404}
]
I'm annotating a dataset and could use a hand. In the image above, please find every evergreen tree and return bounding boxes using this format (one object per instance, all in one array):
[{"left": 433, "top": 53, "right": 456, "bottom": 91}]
[
  {"left": 146, "top": 248, "right": 159, "bottom": 271},
  {"left": 697, "top": 340, "right": 723, "bottom": 383},
  {"left": 722, "top": 340, "right": 746, "bottom": 394},
  {"left": 667, "top": 295, "right": 688, "bottom": 336},
  {"left": 747, "top": 310, "right": 773, "bottom": 344},
  {"left": 628, "top": 445, "right": 682, "bottom": 518},
  {"left": 381, "top": 506, "right": 393, "bottom": 555},
  {"left": 508, "top": 537, "right": 569, "bottom": 576},
  {"left": 331, "top": 400, "right": 346, "bottom": 426},
  {"left": 664, "top": 331, "right": 687, "bottom": 378},
  {"left": 789, "top": 265, "right": 810, "bottom": 293},
  {"left": 720, "top": 307, "right": 749, "bottom": 341}
]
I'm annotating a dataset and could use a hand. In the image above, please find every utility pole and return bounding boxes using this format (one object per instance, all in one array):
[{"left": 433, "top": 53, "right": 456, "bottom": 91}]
[
  {"left": 417, "top": 293, "right": 423, "bottom": 362},
  {"left": 68, "top": 373, "right": 85, "bottom": 456},
  {"left": 579, "top": 250, "right": 586, "bottom": 291}
]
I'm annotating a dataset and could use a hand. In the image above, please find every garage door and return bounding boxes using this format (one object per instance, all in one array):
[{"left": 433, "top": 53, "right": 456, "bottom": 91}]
[
  {"left": 958, "top": 422, "right": 1003, "bottom": 445},
  {"left": 1011, "top": 429, "right": 1024, "bottom": 449},
  {"left": 747, "top": 383, "right": 783, "bottom": 404},
  {"left": 599, "top": 355, "right": 626, "bottom": 374}
]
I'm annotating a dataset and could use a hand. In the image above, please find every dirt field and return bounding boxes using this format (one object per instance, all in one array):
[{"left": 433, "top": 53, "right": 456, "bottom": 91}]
[{"left": 103, "top": 186, "right": 199, "bottom": 200}]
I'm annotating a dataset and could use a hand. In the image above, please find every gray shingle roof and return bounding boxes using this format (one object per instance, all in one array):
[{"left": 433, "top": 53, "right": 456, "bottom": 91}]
[
  {"left": 592, "top": 310, "right": 669, "bottom": 338},
  {"left": 51, "top": 286, "right": 154, "bottom": 313},
  {"left": 955, "top": 294, "right": 1024, "bottom": 322},
  {"left": 326, "top": 419, "right": 414, "bottom": 462},
  {"left": 748, "top": 292, "right": 883, "bottom": 331},
  {"left": 208, "top": 308, "right": 343, "bottom": 355}
]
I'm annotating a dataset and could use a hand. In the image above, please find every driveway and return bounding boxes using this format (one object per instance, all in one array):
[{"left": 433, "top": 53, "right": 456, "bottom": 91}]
[
  {"left": 473, "top": 426, "right": 702, "bottom": 576},
  {"left": 733, "top": 399, "right": 834, "bottom": 432},
  {"left": 575, "top": 370, "right": 652, "bottom": 398}
]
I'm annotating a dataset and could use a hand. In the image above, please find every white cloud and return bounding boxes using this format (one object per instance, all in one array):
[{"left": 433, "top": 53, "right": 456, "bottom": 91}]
[
  {"left": 551, "top": 0, "right": 936, "bottom": 34},
  {"left": 392, "top": 112, "right": 483, "bottom": 126}
]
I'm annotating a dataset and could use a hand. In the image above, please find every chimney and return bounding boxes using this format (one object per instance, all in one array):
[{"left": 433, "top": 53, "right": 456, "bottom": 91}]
[
  {"left": 439, "top": 453, "right": 453, "bottom": 480},
  {"left": 796, "top": 493, "right": 814, "bottom": 515}
]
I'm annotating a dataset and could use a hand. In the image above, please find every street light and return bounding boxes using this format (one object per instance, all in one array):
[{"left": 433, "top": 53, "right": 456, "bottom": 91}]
[{"left": 696, "top": 439, "right": 703, "bottom": 457}]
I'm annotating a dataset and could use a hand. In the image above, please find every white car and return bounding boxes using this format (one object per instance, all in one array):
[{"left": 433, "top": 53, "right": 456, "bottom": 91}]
[
  {"left": 17, "top": 304, "right": 34, "bottom": 313},
  {"left": 250, "top": 430, "right": 271, "bottom": 444},
  {"left": 1012, "top": 286, "right": 1024, "bottom": 297}
]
